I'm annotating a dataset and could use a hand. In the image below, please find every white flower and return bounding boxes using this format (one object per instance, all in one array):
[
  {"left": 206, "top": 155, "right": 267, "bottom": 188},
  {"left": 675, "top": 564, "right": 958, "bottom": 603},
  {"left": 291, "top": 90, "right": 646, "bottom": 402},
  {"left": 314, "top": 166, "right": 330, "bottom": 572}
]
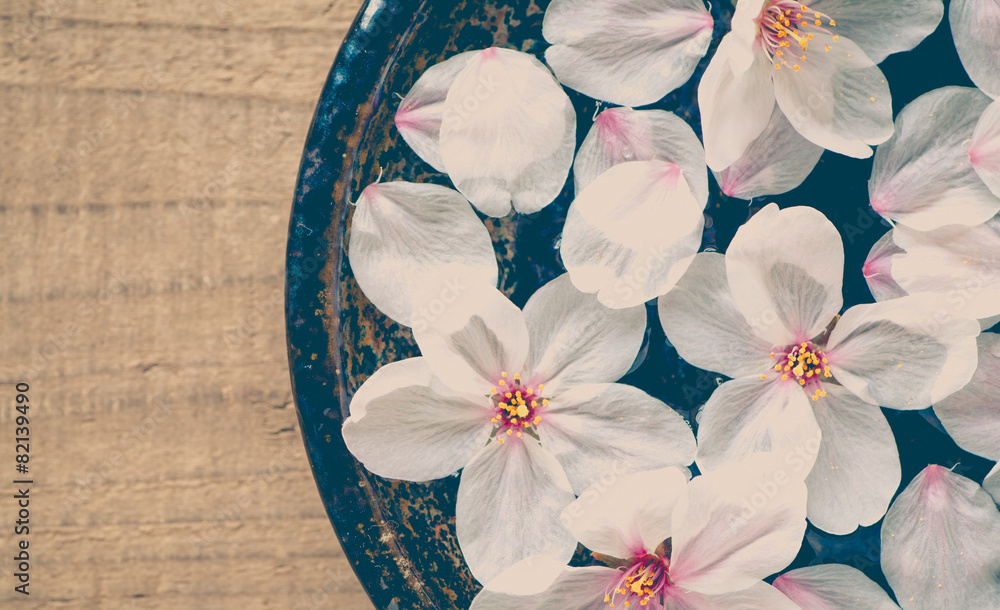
[
  {"left": 714, "top": 104, "right": 824, "bottom": 200},
  {"left": 394, "top": 47, "right": 576, "bottom": 216},
  {"left": 888, "top": 215, "right": 1000, "bottom": 321},
  {"left": 341, "top": 276, "right": 696, "bottom": 584},
  {"left": 541, "top": 0, "right": 714, "bottom": 107},
  {"left": 971, "top": 97, "right": 1000, "bottom": 198},
  {"left": 774, "top": 465, "right": 1000, "bottom": 610},
  {"left": 470, "top": 458, "right": 805, "bottom": 608},
  {"left": 863, "top": 229, "right": 1000, "bottom": 330},
  {"left": 933, "top": 332, "right": 1000, "bottom": 461},
  {"left": 951, "top": 0, "right": 1000, "bottom": 99},
  {"left": 560, "top": 110, "right": 709, "bottom": 309},
  {"left": 986, "top": 464, "right": 1000, "bottom": 504},
  {"left": 699, "top": 0, "right": 943, "bottom": 171},
  {"left": 869, "top": 87, "right": 1000, "bottom": 231},
  {"left": 658, "top": 203, "right": 980, "bottom": 534},
  {"left": 347, "top": 181, "right": 498, "bottom": 326}
]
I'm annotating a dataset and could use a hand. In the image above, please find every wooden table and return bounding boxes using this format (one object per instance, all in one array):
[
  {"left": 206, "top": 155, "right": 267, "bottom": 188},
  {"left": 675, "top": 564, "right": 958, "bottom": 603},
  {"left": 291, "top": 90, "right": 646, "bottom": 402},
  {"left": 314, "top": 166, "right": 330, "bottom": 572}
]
[{"left": 0, "top": 0, "right": 374, "bottom": 607}]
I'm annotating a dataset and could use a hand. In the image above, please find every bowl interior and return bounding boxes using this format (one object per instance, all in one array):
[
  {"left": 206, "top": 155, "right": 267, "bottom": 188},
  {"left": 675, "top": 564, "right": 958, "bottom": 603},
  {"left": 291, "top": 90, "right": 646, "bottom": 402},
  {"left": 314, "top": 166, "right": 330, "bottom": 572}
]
[{"left": 287, "top": 1, "right": 994, "bottom": 607}]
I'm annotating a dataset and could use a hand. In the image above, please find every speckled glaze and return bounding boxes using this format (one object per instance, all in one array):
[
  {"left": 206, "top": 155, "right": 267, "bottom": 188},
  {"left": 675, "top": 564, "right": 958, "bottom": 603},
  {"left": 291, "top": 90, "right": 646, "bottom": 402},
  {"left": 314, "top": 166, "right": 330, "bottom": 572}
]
[{"left": 287, "top": 1, "right": 993, "bottom": 608}]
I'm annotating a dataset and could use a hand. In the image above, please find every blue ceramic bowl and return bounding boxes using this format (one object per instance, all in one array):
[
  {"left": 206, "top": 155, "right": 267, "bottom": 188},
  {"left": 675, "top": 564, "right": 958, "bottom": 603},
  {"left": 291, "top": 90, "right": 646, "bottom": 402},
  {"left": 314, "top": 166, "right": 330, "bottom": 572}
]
[{"left": 286, "top": 1, "right": 992, "bottom": 607}]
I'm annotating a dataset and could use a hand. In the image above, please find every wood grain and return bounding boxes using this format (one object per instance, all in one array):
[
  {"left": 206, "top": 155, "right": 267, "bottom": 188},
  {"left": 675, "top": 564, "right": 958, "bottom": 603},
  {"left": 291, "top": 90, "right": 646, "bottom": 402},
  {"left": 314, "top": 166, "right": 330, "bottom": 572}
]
[{"left": 0, "top": 0, "right": 374, "bottom": 607}]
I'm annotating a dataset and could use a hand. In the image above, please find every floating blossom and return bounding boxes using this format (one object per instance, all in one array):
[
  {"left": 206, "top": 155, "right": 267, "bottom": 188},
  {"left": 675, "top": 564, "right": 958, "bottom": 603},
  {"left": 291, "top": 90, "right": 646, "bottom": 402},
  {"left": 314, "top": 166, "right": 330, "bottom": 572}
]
[
  {"left": 868, "top": 87, "right": 1000, "bottom": 231},
  {"left": 986, "top": 464, "right": 1000, "bottom": 504},
  {"left": 777, "top": 466, "right": 1000, "bottom": 610},
  {"left": 347, "top": 181, "right": 498, "bottom": 326},
  {"left": 890, "top": 215, "right": 1000, "bottom": 320},
  {"left": 933, "top": 332, "right": 1000, "bottom": 461},
  {"left": 470, "top": 458, "right": 804, "bottom": 608},
  {"left": 699, "top": 0, "right": 943, "bottom": 170},
  {"left": 560, "top": 160, "right": 706, "bottom": 309},
  {"left": 394, "top": 51, "right": 476, "bottom": 173},
  {"left": 971, "top": 97, "right": 1000, "bottom": 198},
  {"left": 863, "top": 229, "right": 1000, "bottom": 330},
  {"left": 394, "top": 47, "right": 576, "bottom": 216},
  {"left": 342, "top": 276, "right": 696, "bottom": 584},
  {"left": 541, "top": 0, "right": 714, "bottom": 107},
  {"left": 714, "top": 105, "right": 824, "bottom": 200},
  {"left": 775, "top": 564, "right": 900, "bottom": 609},
  {"left": 658, "top": 204, "right": 980, "bottom": 534},
  {"left": 950, "top": 0, "right": 1000, "bottom": 99},
  {"left": 573, "top": 107, "right": 708, "bottom": 205}
]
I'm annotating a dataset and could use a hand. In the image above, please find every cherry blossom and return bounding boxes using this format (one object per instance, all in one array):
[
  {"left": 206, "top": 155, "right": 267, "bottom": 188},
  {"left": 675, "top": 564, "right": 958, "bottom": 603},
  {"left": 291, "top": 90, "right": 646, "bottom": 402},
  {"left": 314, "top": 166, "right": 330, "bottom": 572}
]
[
  {"left": 658, "top": 203, "right": 980, "bottom": 534},
  {"left": 470, "top": 457, "right": 804, "bottom": 608},
  {"left": 700, "top": 0, "right": 942, "bottom": 171},
  {"left": 775, "top": 465, "right": 1000, "bottom": 609},
  {"left": 541, "top": 0, "right": 714, "bottom": 107},
  {"left": 394, "top": 47, "right": 576, "bottom": 216},
  {"left": 342, "top": 276, "right": 695, "bottom": 585}
]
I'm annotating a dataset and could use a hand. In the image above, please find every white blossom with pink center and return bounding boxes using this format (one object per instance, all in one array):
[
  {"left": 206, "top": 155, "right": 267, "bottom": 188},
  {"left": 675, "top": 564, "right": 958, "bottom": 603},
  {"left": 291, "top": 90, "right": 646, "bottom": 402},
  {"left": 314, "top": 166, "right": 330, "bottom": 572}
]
[
  {"left": 699, "top": 0, "right": 943, "bottom": 172},
  {"left": 469, "top": 458, "right": 806, "bottom": 608},
  {"left": 342, "top": 275, "right": 696, "bottom": 585},
  {"left": 775, "top": 465, "right": 1000, "bottom": 609},
  {"left": 658, "top": 204, "right": 980, "bottom": 534}
]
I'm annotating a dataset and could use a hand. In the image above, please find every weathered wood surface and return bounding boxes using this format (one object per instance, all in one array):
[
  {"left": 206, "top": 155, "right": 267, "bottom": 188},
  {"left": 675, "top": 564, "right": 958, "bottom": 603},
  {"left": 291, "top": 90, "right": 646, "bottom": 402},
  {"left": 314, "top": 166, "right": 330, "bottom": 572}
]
[{"left": 0, "top": 0, "right": 374, "bottom": 607}]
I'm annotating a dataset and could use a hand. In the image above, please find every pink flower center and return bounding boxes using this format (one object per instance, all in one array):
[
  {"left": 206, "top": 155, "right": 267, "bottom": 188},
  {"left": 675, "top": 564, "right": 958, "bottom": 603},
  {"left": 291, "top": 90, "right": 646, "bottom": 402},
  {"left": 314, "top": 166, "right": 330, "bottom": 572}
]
[
  {"left": 605, "top": 554, "right": 671, "bottom": 608},
  {"left": 757, "top": 0, "right": 838, "bottom": 72},
  {"left": 488, "top": 372, "right": 548, "bottom": 444},
  {"left": 762, "top": 341, "right": 832, "bottom": 401}
]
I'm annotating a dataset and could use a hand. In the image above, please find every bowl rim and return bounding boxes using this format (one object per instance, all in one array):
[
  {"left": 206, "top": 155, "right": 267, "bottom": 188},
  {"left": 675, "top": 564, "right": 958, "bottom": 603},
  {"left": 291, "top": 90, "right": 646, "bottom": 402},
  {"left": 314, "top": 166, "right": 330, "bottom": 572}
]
[{"left": 284, "top": 1, "right": 443, "bottom": 608}]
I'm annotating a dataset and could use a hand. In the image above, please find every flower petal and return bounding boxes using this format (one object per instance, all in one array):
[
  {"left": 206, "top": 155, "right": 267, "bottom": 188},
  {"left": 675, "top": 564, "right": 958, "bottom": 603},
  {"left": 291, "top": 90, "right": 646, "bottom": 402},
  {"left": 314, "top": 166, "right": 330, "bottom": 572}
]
[
  {"left": 868, "top": 87, "right": 998, "bottom": 231},
  {"left": 658, "top": 252, "right": 777, "bottom": 378},
  {"left": 559, "top": 467, "right": 689, "bottom": 558},
  {"left": 773, "top": 564, "right": 901, "bottom": 609},
  {"left": 725, "top": 203, "right": 844, "bottom": 346},
  {"left": 809, "top": 0, "right": 943, "bottom": 64},
  {"left": 985, "top": 463, "right": 1000, "bottom": 505},
  {"left": 470, "top": 566, "right": 620, "bottom": 610},
  {"left": 805, "top": 385, "right": 901, "bottom": 534},
  {"left": 664, "top": 582, "right": 800, "bottom": 609},
  {"left": 342, "top": 358, "right": 492, "bottom": 481},
  {"left": 394, "top": 51, "right": 476, "bottom": 172},
  {"left": 539, "top": 383, "right": 696, "bottom": 495},
  {"left": 891, "top": 217, "right": 1000, "bottom": 320},
  {"left": 971, "top": 98, "right": 1000, "bottom": 198},
  {"left": 574, "top": 107, "right": 708, "bottom": 206},
  {"left": 714, "top": 105, "right": 825, "bottom": 200},
  {"left": 412, "top": 284, "right": 529, "bottom": 395},
  {"left": 933, "top": 332, "right": 1000, "bottom": 460},
  {"left": 864, "top": 230, "right": 908, "bottom": 302},
  {"left": 698, "top": 33, "right": 777, "bottom": 170},
  {"left": 348, "top": 181, "right": 498, "bottom": 326},
  {"left": 457, "top": 438, "right": 578, "bottom": 585},
  {"left": 695, "top": 376, "right": 822, "bottom": 476},
  {"left": 560, "top": 160, "right": 705, "bottom": 309},
  {"left": 669, "top": 453, "right": 808, "bottom": 594},
  {"left": 440, "top": 47, "right": 576, "bottom": 216},
  {"left": 826, "top": 295, "right": 981, "bottom": 410},
  {"left": 950, "top": 0, "right": 1000, "bottom": 99},
  {"left": 772, "top": 32, "right": 893, "bottom": 158},
  {"left": 522, "top": 273, "right": 646, "bottom": 395},
  {"left": 542, "top": 0, "right": 713, "bottom": 107},
  {"left": 482, "top": 555, "right": 573, "bottom": 595},
  {"left": 881, "top": 465, "right": 1000, "bottom": 610}
]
